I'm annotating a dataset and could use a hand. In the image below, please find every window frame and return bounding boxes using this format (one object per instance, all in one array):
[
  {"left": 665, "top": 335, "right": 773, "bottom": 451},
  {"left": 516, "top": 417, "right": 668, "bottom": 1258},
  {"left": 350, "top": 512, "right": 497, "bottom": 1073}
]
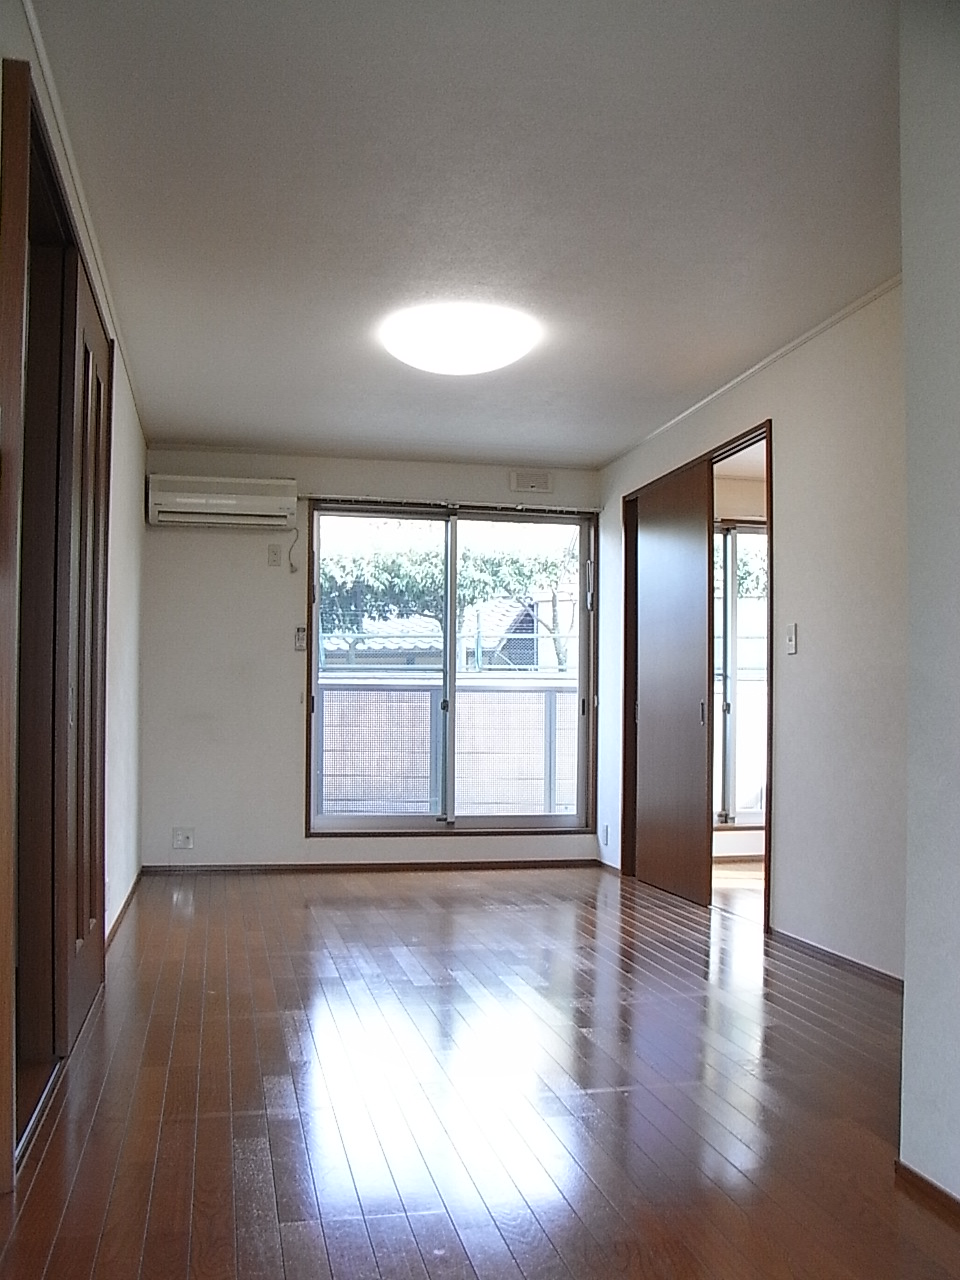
[{"left": 305, "top": 500, "right": 597, "bottom": 837}]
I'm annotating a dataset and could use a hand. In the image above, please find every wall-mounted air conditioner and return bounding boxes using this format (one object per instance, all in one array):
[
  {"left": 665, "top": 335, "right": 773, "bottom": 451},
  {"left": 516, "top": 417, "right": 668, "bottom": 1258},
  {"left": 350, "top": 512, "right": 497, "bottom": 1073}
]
[{"left": 146, "top": 474, "right": 298, "bottom": 529}]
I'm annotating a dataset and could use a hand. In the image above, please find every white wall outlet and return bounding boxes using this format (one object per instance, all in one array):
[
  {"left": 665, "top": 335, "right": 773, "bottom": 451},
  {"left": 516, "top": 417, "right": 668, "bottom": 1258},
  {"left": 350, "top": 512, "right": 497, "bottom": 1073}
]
[
  {"left": 172, "top": 827, "right": 194, "bottom": 851},
  {"left": 267, "top": 543, "right": 282, "bottom": 567}
]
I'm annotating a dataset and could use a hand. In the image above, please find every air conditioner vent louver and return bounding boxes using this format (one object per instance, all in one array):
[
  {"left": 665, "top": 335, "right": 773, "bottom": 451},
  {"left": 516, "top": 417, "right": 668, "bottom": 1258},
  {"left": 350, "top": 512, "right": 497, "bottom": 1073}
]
[{"left": 147, "top": 475, "right": 298, "bottom": 529}]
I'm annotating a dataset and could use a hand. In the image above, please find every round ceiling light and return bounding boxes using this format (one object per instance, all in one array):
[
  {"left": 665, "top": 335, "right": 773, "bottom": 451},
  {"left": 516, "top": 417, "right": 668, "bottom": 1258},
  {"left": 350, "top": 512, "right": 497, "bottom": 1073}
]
[{"left": 377, "top": 301, "right": 543, "bottom": 375}]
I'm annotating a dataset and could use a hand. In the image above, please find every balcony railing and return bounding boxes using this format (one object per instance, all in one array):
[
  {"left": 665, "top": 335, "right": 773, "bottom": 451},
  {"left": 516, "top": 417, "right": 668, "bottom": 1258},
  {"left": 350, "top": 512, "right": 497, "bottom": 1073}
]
[{"left": 312, "top": 672, "right": 579, "bottom": 819}]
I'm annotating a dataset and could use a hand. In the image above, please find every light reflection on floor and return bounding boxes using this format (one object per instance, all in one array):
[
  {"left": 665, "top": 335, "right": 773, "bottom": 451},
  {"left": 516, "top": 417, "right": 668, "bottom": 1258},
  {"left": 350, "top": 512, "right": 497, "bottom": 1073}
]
[
  {"left": 285, "top": 865, "right": 792, "bottom": 1228},
  {"left": 706, "top": 858, "right": 768, "bottom": 1178},
  {"left": 16, "top": 868, "right": 921, "bottom": 1279},
  {"left": 711, "top": 856, "right": 764, "bottom": 923}
]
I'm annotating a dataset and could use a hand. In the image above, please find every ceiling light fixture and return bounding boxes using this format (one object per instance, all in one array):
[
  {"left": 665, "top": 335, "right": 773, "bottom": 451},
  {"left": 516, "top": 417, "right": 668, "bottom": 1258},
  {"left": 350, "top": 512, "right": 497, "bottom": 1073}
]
[{"left": 377, "top": 301, "right": 543, "bottom": 375}]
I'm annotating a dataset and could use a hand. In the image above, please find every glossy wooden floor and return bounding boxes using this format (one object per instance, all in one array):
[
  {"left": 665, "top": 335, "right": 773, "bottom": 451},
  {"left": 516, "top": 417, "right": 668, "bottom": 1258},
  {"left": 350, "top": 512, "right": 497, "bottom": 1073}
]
[
  {"left": 1, "top": 866, "right": 956, "bottom": 1280},
  {"left": 711, "top": 858, "right": 764, "bottom": 923}
]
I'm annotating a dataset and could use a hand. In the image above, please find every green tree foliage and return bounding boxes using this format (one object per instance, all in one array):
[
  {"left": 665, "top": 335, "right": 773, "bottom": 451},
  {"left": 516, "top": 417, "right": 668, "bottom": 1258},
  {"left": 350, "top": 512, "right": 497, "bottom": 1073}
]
[
  {"left": 318, "top": 541, "right": 579, "bottom": 668},
  {"left": 713, "top": 538, "right": 768, "bottom": 598},
  {"left": 319, "top": 549, "right": 444, "bottom": 633}
]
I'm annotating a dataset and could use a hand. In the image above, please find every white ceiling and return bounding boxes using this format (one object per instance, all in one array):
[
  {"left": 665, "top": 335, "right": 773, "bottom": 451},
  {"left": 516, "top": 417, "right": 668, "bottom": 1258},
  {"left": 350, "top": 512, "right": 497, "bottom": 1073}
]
[{"left": 30, "top": 0, "right": 900, "bottom": 469}]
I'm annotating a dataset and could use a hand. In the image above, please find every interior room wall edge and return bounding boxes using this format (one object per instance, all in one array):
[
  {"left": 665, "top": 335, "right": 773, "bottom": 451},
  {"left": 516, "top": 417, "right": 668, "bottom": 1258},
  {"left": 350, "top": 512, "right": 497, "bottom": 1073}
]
[{"left": 595, "top": 285, "right": 906, "bottom": 979}]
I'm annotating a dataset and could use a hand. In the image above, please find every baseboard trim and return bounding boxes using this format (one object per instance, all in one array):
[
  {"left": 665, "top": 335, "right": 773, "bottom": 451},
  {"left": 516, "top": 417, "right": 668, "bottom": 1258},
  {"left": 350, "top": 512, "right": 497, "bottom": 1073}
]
[
  {"left": 895, "top": 1160, "right": 960, "bottom": 1225},
  {"left": 142, "top": 858, "right": 601, "bottom": 875},
  {"left": 768, "top": 928, "right": 904, "bottom": 993},
  {"left": 106, "top": 868, "right": 142, "bottom": 951}
]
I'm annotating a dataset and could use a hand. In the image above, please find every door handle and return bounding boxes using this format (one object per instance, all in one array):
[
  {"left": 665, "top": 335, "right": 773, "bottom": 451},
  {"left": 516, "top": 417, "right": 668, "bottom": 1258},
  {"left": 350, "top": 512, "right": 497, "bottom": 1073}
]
[{"left": 700, "top": 700, "right": 705, "bottom": 726}]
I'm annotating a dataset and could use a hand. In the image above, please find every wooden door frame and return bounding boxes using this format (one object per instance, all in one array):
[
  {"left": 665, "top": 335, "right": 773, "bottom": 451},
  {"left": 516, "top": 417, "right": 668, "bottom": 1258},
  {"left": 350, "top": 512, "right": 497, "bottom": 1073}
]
[
  {"left": 0, "top": 58, "right": 32, "bottom": 1195},
  {"left": 59, "top": 257, "right": 113, "bottom": 1051},
  {"left": 620, "top": 420, "right": 773, "bottom": 931}
]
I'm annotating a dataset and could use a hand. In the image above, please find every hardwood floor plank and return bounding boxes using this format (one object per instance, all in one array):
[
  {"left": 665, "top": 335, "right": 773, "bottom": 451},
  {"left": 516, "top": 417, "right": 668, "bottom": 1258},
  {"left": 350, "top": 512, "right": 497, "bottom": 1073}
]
[
  {"left": 280, "top": 1220, "right": 332, "bottom": 1280},
  {"left": 321, "top": 1214, "right": 380, "bottom": 1280},
  {"left": 5, "top": 868, "right": 960, "bottom": 1280},
  {"left": 407, "top": 1208, "right": 482, "bottom": 1280},
  {"left": 233, "top": 1112, "right": 284, "bottom": 1279},
  {"left": 189, "top": 1111, "right": 236, "bottom": 1279},
  {"left": 268, "top": 1115, "right": 321, "bottom": 1224},
  {"left": 366, "top": 1212, "right": 433, "bottom": 1280},
  {"left": 38, "top": 1118, "right": 126, "bottom": 1280}
]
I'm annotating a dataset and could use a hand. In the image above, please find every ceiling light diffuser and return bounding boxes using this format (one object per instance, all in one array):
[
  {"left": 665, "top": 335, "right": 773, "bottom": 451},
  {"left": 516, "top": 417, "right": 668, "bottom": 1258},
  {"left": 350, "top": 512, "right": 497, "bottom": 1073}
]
[{"left": 377, "top": 301, "right": 543, "bottom": 375}]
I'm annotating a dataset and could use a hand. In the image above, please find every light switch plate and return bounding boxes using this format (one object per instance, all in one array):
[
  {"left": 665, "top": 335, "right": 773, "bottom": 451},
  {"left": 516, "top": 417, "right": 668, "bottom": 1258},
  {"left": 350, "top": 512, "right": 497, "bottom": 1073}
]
[{"left": 787, "top": 622, "right": 798, "bottom": 655}]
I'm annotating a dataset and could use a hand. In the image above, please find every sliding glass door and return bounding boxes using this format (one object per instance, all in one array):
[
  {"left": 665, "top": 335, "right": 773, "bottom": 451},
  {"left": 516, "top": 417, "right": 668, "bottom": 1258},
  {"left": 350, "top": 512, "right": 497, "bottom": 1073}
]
[
  {"left": 312, "top": 511, "right": 446, "bottom": 819},
  {"left": 454, "top": 518, "right": 583, "bottom": 818},
  {"left": 309, "top": 506, "right": 594, "bottom": 832}
]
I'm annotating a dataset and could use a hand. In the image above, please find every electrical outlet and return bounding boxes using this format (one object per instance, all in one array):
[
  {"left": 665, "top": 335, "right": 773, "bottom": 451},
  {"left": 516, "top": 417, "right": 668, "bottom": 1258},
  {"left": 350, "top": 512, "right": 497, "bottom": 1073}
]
[
  {"left": 267, "top": 543, "right": 282, "bottom": 567},
  {"left": 172, "top": 827, "right": 194, "bottom": 851},
  {"left": 295, "top": 625, "right": 307, "bottom": 651}
]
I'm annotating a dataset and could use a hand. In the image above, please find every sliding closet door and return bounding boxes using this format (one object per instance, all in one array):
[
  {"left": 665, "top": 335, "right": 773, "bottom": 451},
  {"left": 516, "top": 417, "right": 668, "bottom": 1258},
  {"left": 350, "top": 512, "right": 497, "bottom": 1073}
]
[
  {"left": 16, "top": 242, "right": 65, "bottom": 1135},
  {"left": 634, "top": 458, "right": 713, "bottom": 906},
  {"left": 56, "top": 252, "right": 112, "bottom": 1052}
]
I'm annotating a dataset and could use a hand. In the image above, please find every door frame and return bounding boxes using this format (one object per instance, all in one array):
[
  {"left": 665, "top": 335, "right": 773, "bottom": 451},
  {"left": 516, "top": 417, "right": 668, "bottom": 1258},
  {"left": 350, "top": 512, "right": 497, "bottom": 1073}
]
[
  {"left": 620, "top": 420, "right": 773, "bottom": 931},
  {"left": 0, "top": 58, "right": 32, "bottom": 1194}
]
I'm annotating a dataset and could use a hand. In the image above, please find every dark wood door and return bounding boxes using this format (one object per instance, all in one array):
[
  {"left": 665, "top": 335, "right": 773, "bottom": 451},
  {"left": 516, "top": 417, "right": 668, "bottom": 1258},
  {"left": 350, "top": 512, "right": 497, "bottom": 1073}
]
[
  {"left": 56, "top": 252, "right": 111, "bottom": 1052},
  {"left": 16, "top": 242, "right": 66, "bottom": 1136},
  {"left": 634, "top": 457, "right": 713, "bottom": 906}
]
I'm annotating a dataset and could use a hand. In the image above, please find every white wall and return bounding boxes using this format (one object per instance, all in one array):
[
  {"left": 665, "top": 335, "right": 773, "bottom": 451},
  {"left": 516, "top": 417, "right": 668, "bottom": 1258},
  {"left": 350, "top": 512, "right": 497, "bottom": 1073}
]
[
  {"left": 146, "top": 449, "right": 600, "bottom": 512},
  {"left": 715, "top": 475, "right": 766, "bottom": 522},
  {"left": 139, "top": 452, "right": 600, "bottom": 867},
  {"left": 899, "top": 0, "right": 960, "bottom": 1202},
  {"left": 597, "top": 285, "right": 907, "bottom": 979},
  {"left": 105, "top": 358, "right": 145, "bottom": 929}
]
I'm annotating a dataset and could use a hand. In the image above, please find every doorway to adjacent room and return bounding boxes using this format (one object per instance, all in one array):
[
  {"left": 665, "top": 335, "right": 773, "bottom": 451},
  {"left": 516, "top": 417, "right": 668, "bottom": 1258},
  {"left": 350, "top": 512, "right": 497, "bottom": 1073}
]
[
  {"left": 622, "top": 421, "right": 772, "bottom": 928},
  {"left": 712, "top": 443, "right": 769, "bottom": 922}
]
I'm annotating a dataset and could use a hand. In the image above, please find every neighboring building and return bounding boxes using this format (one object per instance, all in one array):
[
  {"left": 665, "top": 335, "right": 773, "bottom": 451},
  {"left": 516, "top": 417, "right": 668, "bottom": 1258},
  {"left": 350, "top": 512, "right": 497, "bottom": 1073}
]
[{"left": 318, "top": 594, "right": 578, "bottom": 673}]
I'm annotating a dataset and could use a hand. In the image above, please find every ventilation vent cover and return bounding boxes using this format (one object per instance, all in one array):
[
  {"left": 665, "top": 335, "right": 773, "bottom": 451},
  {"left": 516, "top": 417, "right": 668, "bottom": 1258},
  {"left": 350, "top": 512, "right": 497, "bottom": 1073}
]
[{"left": 509, "top": 468, "right": 553, "bottom": 494}]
